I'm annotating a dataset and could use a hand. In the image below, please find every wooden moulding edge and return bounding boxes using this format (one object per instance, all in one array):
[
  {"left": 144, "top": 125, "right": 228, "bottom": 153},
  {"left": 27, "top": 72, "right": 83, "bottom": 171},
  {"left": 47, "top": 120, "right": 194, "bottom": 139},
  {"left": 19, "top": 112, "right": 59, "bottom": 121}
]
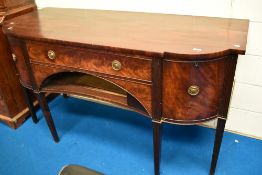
[
  {"left": 0, "top": 93, "right": 56, "bottom": 129},
  {"left": 0, "top": 105, "right": 31, "bottom": 129}
]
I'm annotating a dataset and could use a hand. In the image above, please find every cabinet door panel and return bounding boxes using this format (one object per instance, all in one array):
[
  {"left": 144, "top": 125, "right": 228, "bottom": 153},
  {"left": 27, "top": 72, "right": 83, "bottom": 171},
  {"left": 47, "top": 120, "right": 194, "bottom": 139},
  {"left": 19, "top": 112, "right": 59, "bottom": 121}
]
[{"left": 162, "top": 57, "right": 228, "bottom": 123}]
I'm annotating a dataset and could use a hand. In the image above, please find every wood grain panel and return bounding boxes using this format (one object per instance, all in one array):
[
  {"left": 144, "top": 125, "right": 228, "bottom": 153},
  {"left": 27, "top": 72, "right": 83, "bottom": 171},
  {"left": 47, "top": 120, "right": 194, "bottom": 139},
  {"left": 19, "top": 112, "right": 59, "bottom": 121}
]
[
  {"left": 31, "top": 63, "right": 152, "bottom": 116},
  {"left": 3, "top": 8, "right": 248, "bottom": 60},
  {"left": 162, "top": 57, "right": 227, "bottom": 123},
  {"left": 105, "top": 77, "right": 152, "bottom": 115},
  {"left": 27, "top": 41, "right": 152, "bottom": 82}
]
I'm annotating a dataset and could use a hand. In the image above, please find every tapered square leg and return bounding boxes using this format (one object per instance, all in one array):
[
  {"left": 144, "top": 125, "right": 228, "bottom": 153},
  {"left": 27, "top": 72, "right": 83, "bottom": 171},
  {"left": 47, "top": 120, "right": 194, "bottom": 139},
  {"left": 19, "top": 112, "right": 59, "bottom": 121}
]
[
  {"left": 210, "top": 118, "right": 226, "bottom": 175},
  {"left": 153, "top": 122, "right": 162, "bottom": 175},
  {"left": 37, "top": 92, "right": 59, "bottom": 143},
  {"left": 21, "top": 87, "right": 38, "bottom": 123}
]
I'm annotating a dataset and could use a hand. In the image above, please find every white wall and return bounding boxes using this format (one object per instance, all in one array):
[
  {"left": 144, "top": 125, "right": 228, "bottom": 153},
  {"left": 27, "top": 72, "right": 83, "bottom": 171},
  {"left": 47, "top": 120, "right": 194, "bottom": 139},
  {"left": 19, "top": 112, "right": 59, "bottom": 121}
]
[{"left": 35, "top": 0, "right": 262, "bottom": 139}]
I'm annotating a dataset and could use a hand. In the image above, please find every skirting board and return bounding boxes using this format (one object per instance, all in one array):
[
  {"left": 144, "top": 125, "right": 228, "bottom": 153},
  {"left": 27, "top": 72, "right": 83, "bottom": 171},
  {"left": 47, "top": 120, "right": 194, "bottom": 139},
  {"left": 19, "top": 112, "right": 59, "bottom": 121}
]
[{"left": 199, "top": 122, "right": 262, "bottom": 141}]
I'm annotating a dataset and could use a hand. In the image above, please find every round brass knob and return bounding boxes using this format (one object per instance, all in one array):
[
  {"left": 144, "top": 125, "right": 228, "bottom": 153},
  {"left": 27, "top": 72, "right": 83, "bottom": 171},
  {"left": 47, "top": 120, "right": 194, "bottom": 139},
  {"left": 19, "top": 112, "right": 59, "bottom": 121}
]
[
  {"left": 12, "top": 53, "right": 17, "bottom": 62},
  {"left": 47, "top": 50, "right": 56, "bottom": 60},
  {"left": 112, "top": 60, "right": 122, "bottom": 71},
  {"left": 188, "top": 85, "right": 200, "bottom": 96}
]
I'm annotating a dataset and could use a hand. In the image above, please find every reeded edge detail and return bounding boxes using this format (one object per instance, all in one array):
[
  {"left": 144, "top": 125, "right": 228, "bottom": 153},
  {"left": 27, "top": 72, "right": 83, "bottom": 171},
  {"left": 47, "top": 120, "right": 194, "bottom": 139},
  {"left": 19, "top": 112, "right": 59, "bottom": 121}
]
[{"left": 162, "top": 114, "right": 221, "bottom": 125}]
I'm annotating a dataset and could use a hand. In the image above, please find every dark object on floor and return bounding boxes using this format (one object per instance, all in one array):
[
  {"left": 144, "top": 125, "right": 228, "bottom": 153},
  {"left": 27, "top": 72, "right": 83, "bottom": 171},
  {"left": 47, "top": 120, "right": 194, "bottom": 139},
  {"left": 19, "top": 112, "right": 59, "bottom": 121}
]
[{"left": 59, "top": 165, "right": 103, "bottom": 175}]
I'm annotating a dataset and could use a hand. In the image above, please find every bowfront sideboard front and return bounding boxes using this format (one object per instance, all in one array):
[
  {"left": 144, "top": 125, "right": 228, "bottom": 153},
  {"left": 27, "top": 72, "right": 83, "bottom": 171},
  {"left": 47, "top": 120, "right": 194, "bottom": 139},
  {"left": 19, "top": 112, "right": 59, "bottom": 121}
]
[{"left": 3, "top": 8, "right": 249, "bottom": 175}]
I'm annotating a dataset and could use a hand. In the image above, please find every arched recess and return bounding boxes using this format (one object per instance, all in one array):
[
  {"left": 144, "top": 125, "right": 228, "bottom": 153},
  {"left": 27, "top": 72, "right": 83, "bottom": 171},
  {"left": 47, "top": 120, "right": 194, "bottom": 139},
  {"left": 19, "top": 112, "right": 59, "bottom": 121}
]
[{"left": 39, "top": 71, "right": 150, "bottom": 116}]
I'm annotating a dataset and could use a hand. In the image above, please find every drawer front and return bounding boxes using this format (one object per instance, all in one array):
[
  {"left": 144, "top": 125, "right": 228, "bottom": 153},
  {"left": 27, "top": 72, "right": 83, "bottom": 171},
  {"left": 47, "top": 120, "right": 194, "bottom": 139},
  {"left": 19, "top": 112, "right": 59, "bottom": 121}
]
[
  {"left": 30, "top": 63, "right": 152, "bottom": 115},
  {"left": 162, "top": 57, "right": 230, "bottom": 123},
  {"left": 27, "top": 41, "right": 152, "bottom": 82}
]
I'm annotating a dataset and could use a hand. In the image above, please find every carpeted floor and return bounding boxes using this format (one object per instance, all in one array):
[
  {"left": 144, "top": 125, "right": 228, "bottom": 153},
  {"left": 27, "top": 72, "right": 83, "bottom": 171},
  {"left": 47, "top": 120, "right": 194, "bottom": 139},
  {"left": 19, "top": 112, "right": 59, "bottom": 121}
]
[{"left": 0, "top": 96, "right": 262, "bottom": 175}]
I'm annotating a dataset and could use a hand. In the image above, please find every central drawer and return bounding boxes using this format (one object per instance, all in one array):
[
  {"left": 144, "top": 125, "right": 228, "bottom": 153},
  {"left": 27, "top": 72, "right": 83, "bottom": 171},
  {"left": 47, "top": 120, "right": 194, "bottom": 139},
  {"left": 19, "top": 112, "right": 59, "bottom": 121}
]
[{"left": 26, "top": 41, "right": 152, "bottom": 82}]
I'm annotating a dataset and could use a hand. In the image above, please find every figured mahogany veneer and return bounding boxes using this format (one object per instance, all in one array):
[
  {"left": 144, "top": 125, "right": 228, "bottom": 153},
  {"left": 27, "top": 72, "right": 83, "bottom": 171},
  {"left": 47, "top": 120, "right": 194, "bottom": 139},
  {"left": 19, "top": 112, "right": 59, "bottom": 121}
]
[
  {"left": 163, "top": 57, "right": 229, "bottom": 123},
  {"left": 27, "top": 41, "right": 152, "bottom": 82},
  {"left": 29, "top": 63, "right": 152, "bottom": 115},
  {"left": 3, "top": 8, "right": 249, "bottom": 175}
]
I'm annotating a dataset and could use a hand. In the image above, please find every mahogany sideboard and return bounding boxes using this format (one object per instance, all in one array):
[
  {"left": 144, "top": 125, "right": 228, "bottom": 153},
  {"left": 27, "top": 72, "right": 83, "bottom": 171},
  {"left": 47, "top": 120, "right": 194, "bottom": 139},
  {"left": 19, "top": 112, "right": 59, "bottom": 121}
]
[
  {"left": 3, "top": 8, "right": 249, "bottom": 175},
  {"left": 0, "top": 0, "right": 37, "bottom": 128}
]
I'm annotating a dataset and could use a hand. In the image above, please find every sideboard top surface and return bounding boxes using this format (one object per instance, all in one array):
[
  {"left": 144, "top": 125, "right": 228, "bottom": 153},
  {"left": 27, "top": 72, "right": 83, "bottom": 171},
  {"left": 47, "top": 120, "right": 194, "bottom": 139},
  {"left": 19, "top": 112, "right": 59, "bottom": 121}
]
[{"left": 3, "top": 8, "right": 249, "bottom": 58}]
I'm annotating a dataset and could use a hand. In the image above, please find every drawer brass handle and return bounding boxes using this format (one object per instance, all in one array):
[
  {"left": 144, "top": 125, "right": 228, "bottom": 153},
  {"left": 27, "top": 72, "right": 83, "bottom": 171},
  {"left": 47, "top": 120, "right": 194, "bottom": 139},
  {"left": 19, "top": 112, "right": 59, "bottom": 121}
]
[
  {"left": 12, "top": 53, "right": 17, "bottom": 62},
  {"left": 112, "top": 60, "right": 122, "bottom": 71},
  {"left": 188, "top": 85, "right": 200, "bottom": 96},
  {"left": 47, "top": 50, "right": 56, "bottom": 60}
]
